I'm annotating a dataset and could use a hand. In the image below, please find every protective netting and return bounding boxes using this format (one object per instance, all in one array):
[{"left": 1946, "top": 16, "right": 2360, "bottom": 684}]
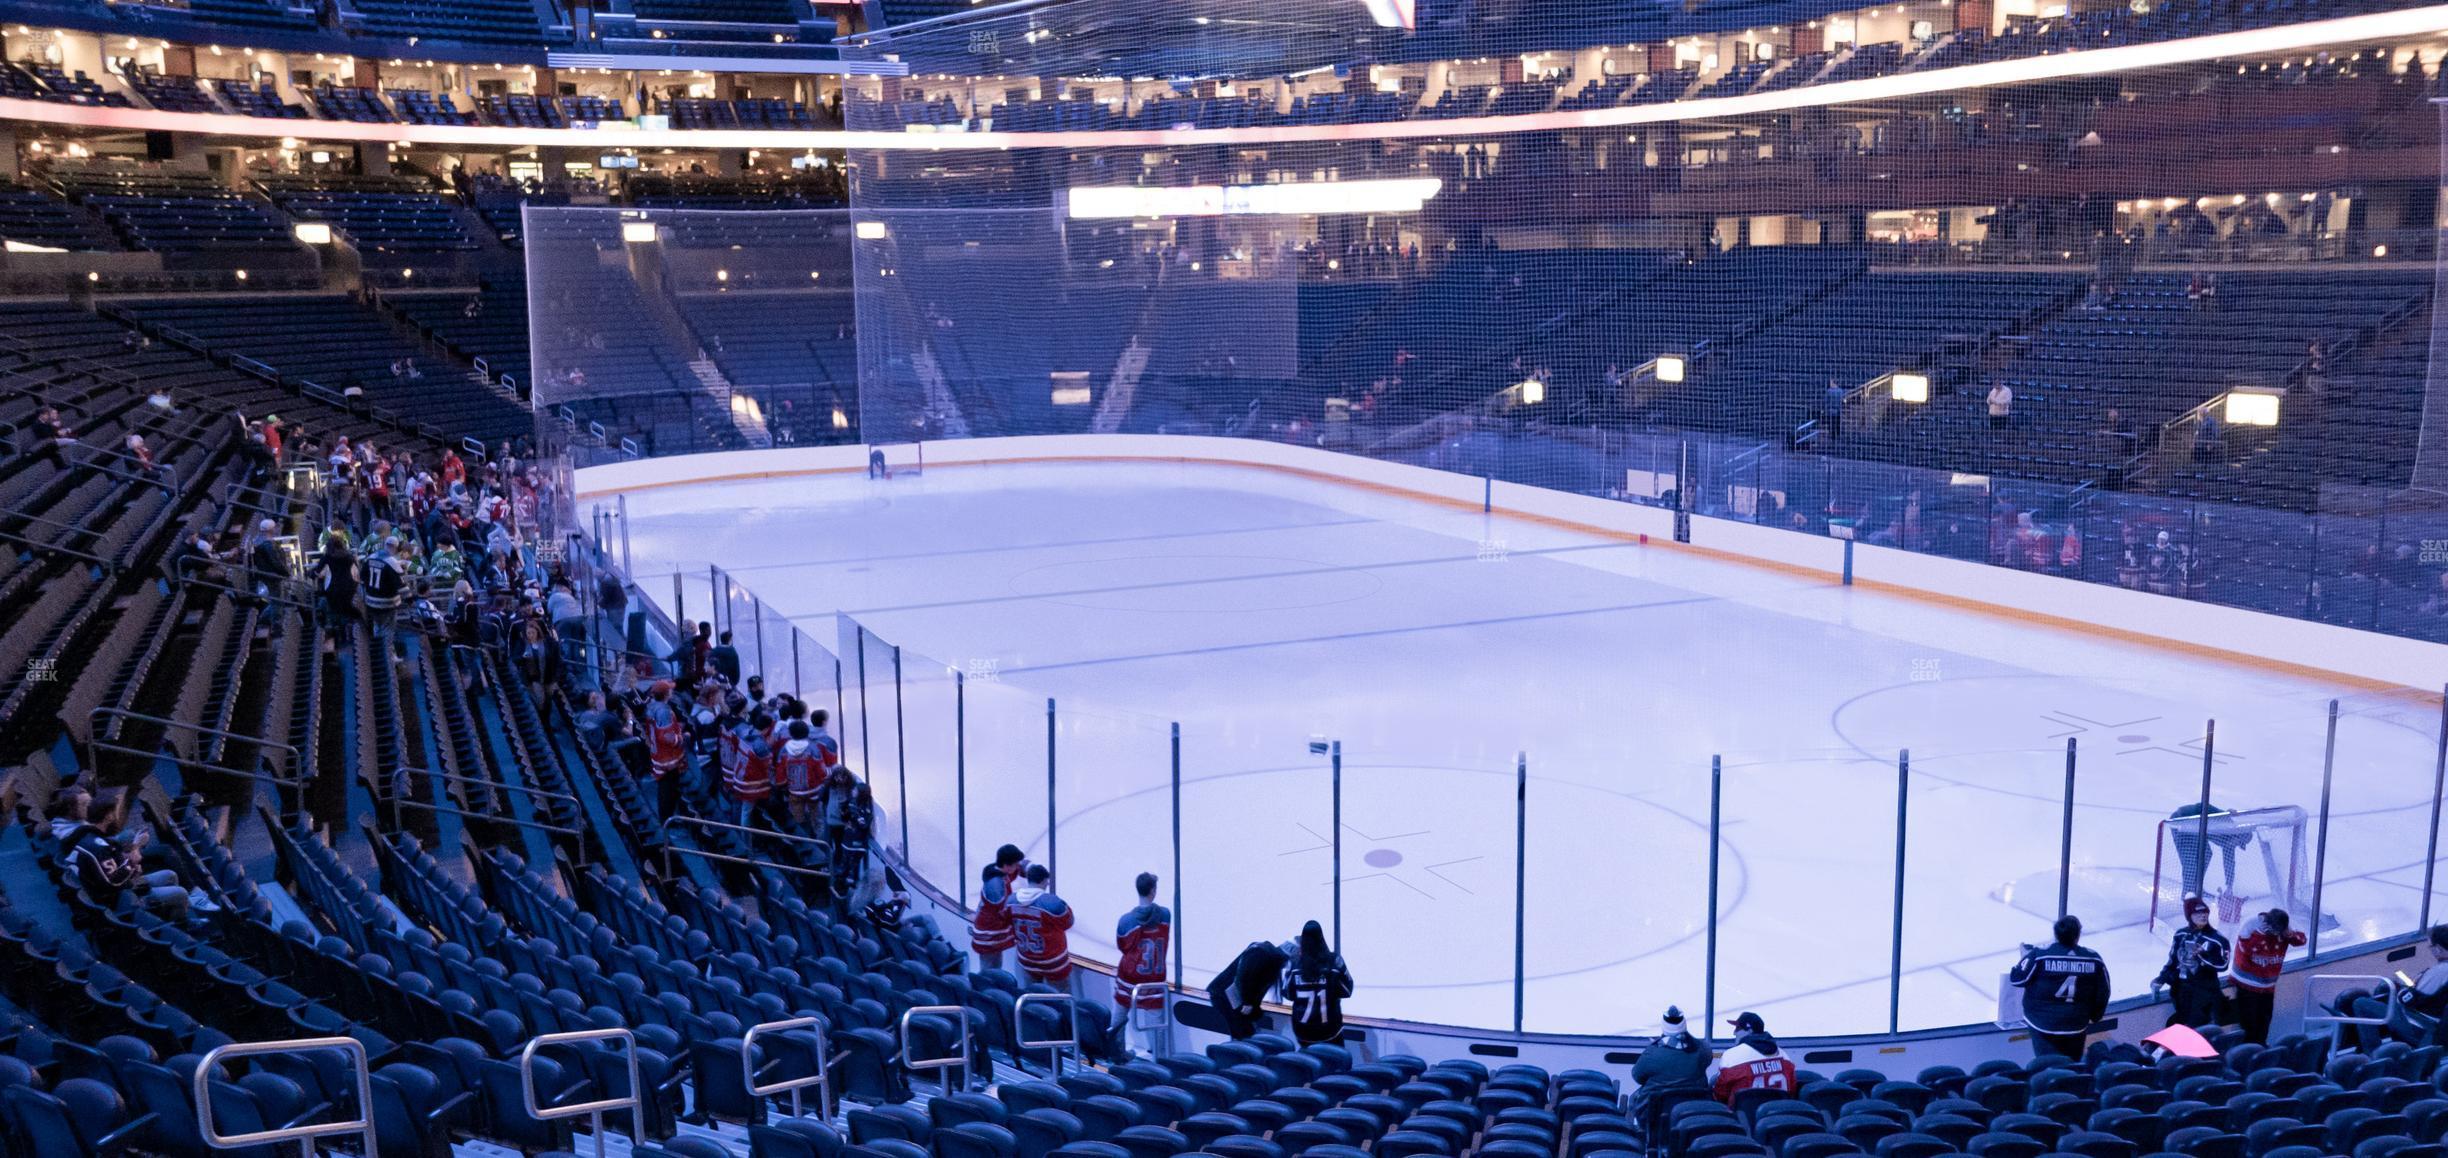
[{"left": 528, "top": 205, "right": 860, "bottom": 464}]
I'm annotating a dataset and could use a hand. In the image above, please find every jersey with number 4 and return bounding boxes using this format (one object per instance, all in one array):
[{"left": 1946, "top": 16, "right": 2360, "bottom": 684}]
[{"left": 2010, "top": 943, "right": 2110, "bottom": 1033}]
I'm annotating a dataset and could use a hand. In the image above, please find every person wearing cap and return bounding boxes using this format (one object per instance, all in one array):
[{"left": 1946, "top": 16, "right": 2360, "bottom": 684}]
[
  {"left": 2154, "top": 895, "right": 2231, "bottom": 1029},
  {"left": 1631, "top": 1005, "right": 1711, "bottom": 1132},
  {"left": 2403, "top": 925, "right": 2448, "bottom": 1046},
  {"left": 2010, "top": 914, "right": 2111, "bottom": 1059},
  {"left": 1707, "top": 1012, "right": 1795, "bottom": 1102}
]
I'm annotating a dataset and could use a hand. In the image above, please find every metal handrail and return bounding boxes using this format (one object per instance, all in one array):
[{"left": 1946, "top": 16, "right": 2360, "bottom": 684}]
[
  {"left": 743, "top": 1015, "right": 835, "bottom": 1119},
  {"left": 661, "top": 813, "right": 834, "bottom": 855},
  {"left": 169, "top": 558, "right": 311, "bottom": 611},
  {"left": 1124, "top": 981, "right": 1174, "bottom": 1044},
  {"left": 659, "top": 843, "right": 836, "bottom": 880},
  {"left": 195, "top": 1036, "right": 376, "bottom": 1157},
  {"left": 895, "top": 1004, "right": 970, "bottom": 1096},
  {"left": 394, "top": 762, "right": 581, "bottom": 807},
  {"left": 90, "top": 706, "right": 301, "bottom": 781},
  {"left": 519, "top": 1027, "right": 644, "bottom": 1158},
  {"left": 1013, "top": 991, "right": 1077, "bottom": 1077},
  {"left": 2301, "top": 972, "right": 2402, "bottom": 1046}
]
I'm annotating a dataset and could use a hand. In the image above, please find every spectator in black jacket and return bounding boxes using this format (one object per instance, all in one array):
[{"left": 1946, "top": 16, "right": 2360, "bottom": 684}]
[
  {"left": 2011, "top": 915, "right": 2111, "bottom": 1059},
  {"left": 46, "top": 789, "right": 193, "bottom": 919},
  {"left": 1209, "top": 939, "right": 1289, "bottom": 1040},
  {"left": 2154, "top": 895, "right": 2231, "bottom": 1028}
]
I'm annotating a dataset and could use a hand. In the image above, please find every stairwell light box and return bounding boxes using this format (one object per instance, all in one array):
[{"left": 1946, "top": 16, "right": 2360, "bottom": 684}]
[
  {"left": 2224, "top": 389, "right": 2280, "bottom": 427},
  {"left": 1890, "top": 371, "right": 1931, "bottom": 403},
  {"left": 293, "top": 222, "right": 333, "bottom": 245}
]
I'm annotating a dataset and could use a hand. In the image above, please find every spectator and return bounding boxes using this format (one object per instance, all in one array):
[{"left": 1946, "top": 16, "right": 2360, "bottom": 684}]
[
  {"left": 2403, "top": 925, "right": 2448, "bottom": 1046},
  {"left": 642, "top": 680, "right": 689, "bottom": 820},
  {"left": 48, "top": 789, "right": 195, "bottom": 920},
  {"left": 2154, "top": 895, "right": 2230, "bottom": 1028},
  {"left": 831, "top": 781, "right": 874, "bottom": 902},
  {"left": 311, "top": 531, "right": 360, "bottom": 651},
  {"left": 1708, "top": 1012, "right": 1797, "bottom": 1101},
  {"left": 29, "top": 405, "right": 76, "bottom": 470},
  {"left": 161, "top": 528, "right": 225, "bottom": 591},
  {"left": 362, "top": 539, "right": 405, "bottom": 635},
  {"left": 972, "top": 844, "right": 1026, "bottom": 971},
  {"left": 2010, "top": 915, "right": 2110, "bottom": 1059},
  {"left": 1011, "top": 863, "right": 1077, "bottom": 994},
  {"left": 1632, "top": 1005, "right": 1711, "bottom": 1132},
  {"left": 2229, "top": 908, "right": 2305, "bottom": 1044},
  {"left": 1208, "top": 939, "right": 1290, "bottom": 1040},
  {"left": 1115, "top": 872, "right": 1173, "bottom": 1052},
  {"left": 710, "top": 629, "right": 742, "bottom": 687},
  {"left": 1986, "top": 380, "right": 2014, "bottom": 430},
  {"left": 247, "top": 520, "right": 291, "bottom": 613},
  {"left": 1282, "top": 919, "right": 1354, "bottom": 1046}
]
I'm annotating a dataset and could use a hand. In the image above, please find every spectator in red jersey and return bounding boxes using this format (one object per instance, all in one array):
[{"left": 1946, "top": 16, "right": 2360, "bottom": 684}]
[
  {"left": 1708, "top": 1012, "right": 1797, "bottom": 1102},
  {"left": 642, "top": 680, "right": 689, "bottom": 821},
  {"left": 1115, "top": 871, "right": 1173, "bottom": 1042},
  {"left": 971, "top": 844, "right": 1026, "bottom": 972},
  {"left": 2230, "top": 908, "right": 2306, "bottom": 1044},
  {"left": 1010, "top": 863, "right": 1076, "bottom": 992}
]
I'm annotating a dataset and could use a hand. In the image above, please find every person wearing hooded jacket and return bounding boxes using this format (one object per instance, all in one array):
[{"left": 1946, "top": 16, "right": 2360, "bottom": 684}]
[
  {"left": 1011, "top": 863, "right": 1077, "bottom": 991},
  {"left": 972, "top": 845, "right": 1026, "bottom": 971},
  {"left": 2154, "top": 895, "right": 2231, "bottom": 1028},
  {"left": 1708, "top": 1012, "right": 1796, "bottom": 1102},
  {"left": 1631, "top": 1005, "right": 1711, "bottom": 1135},
  {"left": 1281, "top": 920, "right": 1354, "bottom": 1046}
]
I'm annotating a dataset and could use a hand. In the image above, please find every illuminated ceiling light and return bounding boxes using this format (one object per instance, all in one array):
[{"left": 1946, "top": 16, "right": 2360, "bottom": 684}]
[
  {"left": 715, "top": 269, "right": 729, "bottom": 282},
  {"left": 235, "top": 269, "right": 249, "bottom": 280}
]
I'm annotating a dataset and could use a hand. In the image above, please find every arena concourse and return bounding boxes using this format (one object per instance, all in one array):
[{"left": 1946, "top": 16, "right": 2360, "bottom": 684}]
[{"left": 7, "top": 0, "right": 2448, "bottom": 1155}]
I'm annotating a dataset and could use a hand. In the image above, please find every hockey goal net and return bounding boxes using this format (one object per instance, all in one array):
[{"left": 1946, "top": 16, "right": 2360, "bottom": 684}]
[
  {"left": 868, "top": 442, "right": 924, "bottom": 478},
  {"left": 2150, "top": 805, "right": 2309, "bottom": 930}
]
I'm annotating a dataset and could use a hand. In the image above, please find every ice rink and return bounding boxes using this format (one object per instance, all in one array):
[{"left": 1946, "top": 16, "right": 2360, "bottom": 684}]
[{"left": 614, "top": 457, "right": 2446, "bottom": 1037}]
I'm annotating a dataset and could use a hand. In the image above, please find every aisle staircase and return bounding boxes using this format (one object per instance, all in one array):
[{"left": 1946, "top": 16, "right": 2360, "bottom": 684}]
[
  {"left": 1091, "top": 338, "right": 1152, "bottom": 434},
  {"left": 691, "top": 355, "right": 772, "bottom": 448}
]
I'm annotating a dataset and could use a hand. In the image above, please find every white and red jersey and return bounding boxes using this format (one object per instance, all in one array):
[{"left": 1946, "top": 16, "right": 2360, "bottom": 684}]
[
  {"left": 723, "top": 721, "right": 772, "bottom": 802},
  {"left": 1710, "top": 1038, "right": 1797, "bottom": 1103},
  {"left": 971, "top": 864, "right": 1022, "bottom": 955},
  {"left": 2231, "top": 914, "right": 2306, "bottom": 992},
  {"left": 644, "top": 699, "right": 687, "bottom": 776},
  {"left": 1114, "top": 902, "right": 1171, "bottom": 1008},
  {"left": 776, "top": 734, "right": 833, "bottom": 799},
  {"left": 1009, "top": 884, "right": 1075, "bottom": 984}
]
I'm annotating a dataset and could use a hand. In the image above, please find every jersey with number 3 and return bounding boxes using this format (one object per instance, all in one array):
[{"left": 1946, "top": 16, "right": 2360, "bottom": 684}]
[{"left": 1114, "top": 903, "right": 1172, "bottom": 1007}]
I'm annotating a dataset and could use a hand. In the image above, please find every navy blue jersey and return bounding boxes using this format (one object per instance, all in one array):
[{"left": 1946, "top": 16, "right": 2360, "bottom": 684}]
[{"left": 2010, "top": 943, "right": 2111, "bottom": 1033}]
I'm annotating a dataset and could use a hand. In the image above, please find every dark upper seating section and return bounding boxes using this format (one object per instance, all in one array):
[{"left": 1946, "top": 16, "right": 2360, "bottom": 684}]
[
  {"left": 255, "top": 174, "right": 476, "bottom": 256},
  {"left": 348, "top": 0, "right": 548, "bottom": 46},
  {"left": 50, "top": 168, "right": 299, "bottom": 254},
  {"left": 122, "top": 294, "right": 530, "bottom": 438},
  {"left": 0, "top": 182, "right": 119, "bottom": 252}
]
